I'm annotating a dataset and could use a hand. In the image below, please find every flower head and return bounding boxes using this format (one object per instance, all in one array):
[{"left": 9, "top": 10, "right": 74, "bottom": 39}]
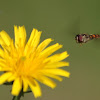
[{"left": 0, "top": 26, "right": 70, "bottom": 98}]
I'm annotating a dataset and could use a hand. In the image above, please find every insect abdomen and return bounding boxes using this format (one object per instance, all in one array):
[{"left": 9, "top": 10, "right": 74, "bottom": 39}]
[{"left": 89, "top": 34, "right": 100, "bottom": 39}]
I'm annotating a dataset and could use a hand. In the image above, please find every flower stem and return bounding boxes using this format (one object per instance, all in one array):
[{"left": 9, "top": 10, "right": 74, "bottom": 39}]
[
  {"left": 12, "top": 89, "right": 23, "bottom": 100},
  {"left": 12, "top": 96, "right": 21, "bottom": 100}
]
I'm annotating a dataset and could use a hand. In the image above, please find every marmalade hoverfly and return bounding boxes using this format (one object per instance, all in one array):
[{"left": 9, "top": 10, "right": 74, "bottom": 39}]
[{"left": 75, "top": 34, "right": 100, "bottom": 43}]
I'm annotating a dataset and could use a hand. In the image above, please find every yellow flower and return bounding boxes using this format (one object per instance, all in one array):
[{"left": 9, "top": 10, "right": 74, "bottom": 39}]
[{"left": 0, "top": 26, "right": 70, "bottom": 98}]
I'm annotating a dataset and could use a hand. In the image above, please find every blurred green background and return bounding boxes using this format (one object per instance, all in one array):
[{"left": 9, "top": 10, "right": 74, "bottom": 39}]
[{"left": 0, "top": 0, "right": 100, "bottom": 100}]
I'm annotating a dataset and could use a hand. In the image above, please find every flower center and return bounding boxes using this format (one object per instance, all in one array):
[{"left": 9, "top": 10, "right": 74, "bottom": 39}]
[
  {"left": 20, "top": 56, "right": 26, "bottom": 61},
  {"left": 14, "top": 56, "right": 28, "bottom": 77}
]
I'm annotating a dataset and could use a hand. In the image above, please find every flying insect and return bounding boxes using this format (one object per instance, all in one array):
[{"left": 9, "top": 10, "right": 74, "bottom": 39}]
[{"left": 75, "top": 34, "right": 100, "bottom": 43}]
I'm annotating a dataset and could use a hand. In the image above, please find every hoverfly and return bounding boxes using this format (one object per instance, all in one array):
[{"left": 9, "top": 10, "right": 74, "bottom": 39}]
[{"left": 75, "top": 34, "right": 100, "bottom": 44}]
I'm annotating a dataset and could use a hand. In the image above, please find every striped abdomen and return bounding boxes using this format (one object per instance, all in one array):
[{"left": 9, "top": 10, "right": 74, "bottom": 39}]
[{"left": 89, "top": 34, "right": 100, "bottom": 39}]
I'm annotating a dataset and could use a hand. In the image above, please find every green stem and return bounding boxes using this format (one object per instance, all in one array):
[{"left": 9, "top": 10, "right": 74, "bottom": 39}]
[
  {"left": 12, "top": 89, "right": 32, "bottom": 100},
  {"left": 12, "top": 89, "right": 23, "bottom": 100},
  {"left": 12, "top": 96, "right": 20, "bottom": 100}
]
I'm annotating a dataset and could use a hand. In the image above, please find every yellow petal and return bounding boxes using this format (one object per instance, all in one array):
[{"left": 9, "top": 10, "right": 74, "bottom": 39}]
[
  {"left": 45, "top": 61, "right": 69, "bottom": 68},
  {"left": 41, "top": 69, "right": 70, "bottom": 78},
  {"left": 0, "top": 72, "right": 12, "bottom": 84},
  {"left": 44, "top": 51, "right": 69, "bottom": 63},
  {"left": 0, "top": 61, "right": 12, "bottom": 72},
  {"left": 27, "top": 28, "right": 36, "bottom": 45},
  {"left": 27, "top": 78, "right": 41, "bottom": 98},
  {"left": 41, "top": 73, "right": 62, "bottom": 81},
  {"left": 0, "top": 37, "right": 4, "bottom": 46},
  {"left": 14, "top": 26, "right": 18, "bottom": 47},
  {"left": 24, "top": 29, "right": 41, "bottom": 55},
  {"left": 22, "top": 77, "right": 28, "bottom": 92},
  {"left": 0, "top": 30, "right": 11, "bottom": 46},
  {"left": 37, "top": 75, "right": 56, "bottom": 88},
  {"left": 10, "top": 40, "right": 17, "bottom": 55},
  {"left": 7, "top": 75, "right": 16, "bottom": 82},
  {"left": 0, "top": 48, "right": 4, "bottom": 57},
  {"left": 0, "top": 58, "right": 6, "bottom": 63},
  {"left": 11, "top": 77, "right": 22, "bottom": 96},
  {"left": 27, "top": 29, "right": 41, "bottom": 46},
  {"left": 40, "top": 43, "right": 62, "bottom": 58},
  {"left": 14, "top": 26, "right": 26, "bottom": 48},
  {"left": 0, "top": 37, "right": 10, "bottom": 51},
  {"left": 36, "top": 38, "right": 53, "bottom": 53},
  {"left": 0, "top": 67, "right": 12, "bottom": 71},
  {"left": 0, "top": 61, "right": 6, "bottom": 67},
  {"left": 30, "top": 29, "right": 41, "bottom": 48}
]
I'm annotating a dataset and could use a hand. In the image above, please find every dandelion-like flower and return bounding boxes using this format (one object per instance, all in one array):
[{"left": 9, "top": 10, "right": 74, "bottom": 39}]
[{"left": 0, "top": 26, "right": 70, "bottom": 98}]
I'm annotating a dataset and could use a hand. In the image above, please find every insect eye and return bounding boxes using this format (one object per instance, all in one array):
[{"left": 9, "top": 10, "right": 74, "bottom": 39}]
[{"left": 75, "top": 35, "right": 78, "bottom": 40}]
